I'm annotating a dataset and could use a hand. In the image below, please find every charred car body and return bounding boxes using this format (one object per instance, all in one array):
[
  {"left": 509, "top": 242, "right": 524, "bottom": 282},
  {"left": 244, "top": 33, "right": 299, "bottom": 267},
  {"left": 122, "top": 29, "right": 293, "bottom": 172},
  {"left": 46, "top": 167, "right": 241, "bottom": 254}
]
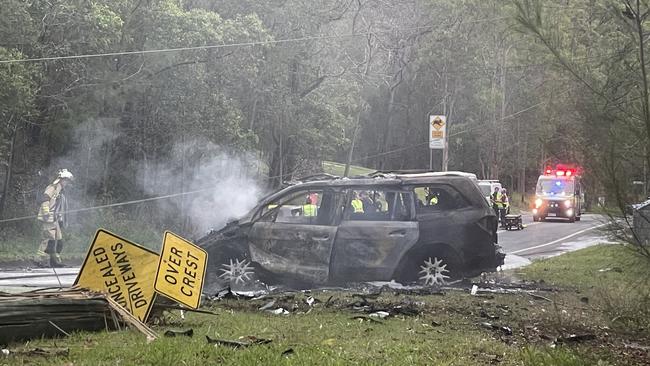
[{"left": 197, "top": 172, "right": 504, "bottom": 293}]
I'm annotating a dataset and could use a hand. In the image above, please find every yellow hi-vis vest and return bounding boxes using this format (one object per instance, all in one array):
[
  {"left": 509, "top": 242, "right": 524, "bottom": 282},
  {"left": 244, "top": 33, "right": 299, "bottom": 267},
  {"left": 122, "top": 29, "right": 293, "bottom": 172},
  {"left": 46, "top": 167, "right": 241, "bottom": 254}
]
[
  {"left": 429, "top": 196, "right": 438, "bottom": 205},
  {"left": 303, "top": 204, "right": 317, "bottom": 217},
  {"left": 494, "top": 193, "right": 503, "bottom": 208},
  {"left": 351, "top": 199, "right": 364, "bottom": 213}
]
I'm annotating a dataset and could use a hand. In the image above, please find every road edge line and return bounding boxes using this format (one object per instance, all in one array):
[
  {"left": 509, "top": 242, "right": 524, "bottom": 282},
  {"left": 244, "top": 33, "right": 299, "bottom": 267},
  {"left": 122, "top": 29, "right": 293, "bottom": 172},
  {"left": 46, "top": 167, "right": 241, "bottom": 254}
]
[{"left": 510, "top": 222, "right": 608, "bottom": 255}]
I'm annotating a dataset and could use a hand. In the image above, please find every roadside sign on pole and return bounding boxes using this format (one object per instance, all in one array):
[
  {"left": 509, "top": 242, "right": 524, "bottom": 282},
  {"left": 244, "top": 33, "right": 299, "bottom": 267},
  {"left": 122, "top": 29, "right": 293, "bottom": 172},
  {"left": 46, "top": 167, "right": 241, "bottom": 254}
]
[
  {"left": 74, "top": 229, "right": 158, "bottom": 322},
  {"left": 429, "top": 115, "right": 446, "bottom": 149},
  {"left": 154, "top": 231, "right": 207, "bottom": 309}
]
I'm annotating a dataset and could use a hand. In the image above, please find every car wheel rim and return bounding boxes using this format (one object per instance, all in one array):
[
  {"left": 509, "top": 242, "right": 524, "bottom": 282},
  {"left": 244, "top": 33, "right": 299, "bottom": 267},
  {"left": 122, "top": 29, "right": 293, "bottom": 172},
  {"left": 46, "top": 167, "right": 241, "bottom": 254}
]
[
  {"left": 219, "top": 258, "right": 254, "bottom": 285},
  {"left": 418, "top": 257, "right": 450, "bottom": 286}
]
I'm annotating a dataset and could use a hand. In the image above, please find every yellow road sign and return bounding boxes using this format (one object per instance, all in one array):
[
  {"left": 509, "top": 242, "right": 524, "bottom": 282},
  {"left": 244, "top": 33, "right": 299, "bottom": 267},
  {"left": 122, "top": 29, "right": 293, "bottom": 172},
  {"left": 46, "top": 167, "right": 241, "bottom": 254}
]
[
  {"left": 154, "top": 231, "right": 208, "bottom": 309},
  {"left": 74, "top": 229, "right": 158, "bottom": 322}
]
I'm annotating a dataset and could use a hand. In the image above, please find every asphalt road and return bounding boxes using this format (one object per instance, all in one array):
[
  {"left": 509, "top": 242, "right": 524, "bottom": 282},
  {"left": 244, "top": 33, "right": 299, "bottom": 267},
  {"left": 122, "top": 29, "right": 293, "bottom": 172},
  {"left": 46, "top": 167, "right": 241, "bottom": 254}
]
[
  {"left": 498, "top": 213, "right": 609, "bottom": 268},
  {"left": 0, "top": 214, "right": 609, "bottom": 292}
]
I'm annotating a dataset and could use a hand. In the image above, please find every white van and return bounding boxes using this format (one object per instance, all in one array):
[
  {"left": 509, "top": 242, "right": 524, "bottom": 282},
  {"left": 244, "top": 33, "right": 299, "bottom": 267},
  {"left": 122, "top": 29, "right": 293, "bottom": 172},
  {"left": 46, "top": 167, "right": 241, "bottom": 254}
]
[{"left": 478, "top": 180, "right": 502, "bottom": 204}]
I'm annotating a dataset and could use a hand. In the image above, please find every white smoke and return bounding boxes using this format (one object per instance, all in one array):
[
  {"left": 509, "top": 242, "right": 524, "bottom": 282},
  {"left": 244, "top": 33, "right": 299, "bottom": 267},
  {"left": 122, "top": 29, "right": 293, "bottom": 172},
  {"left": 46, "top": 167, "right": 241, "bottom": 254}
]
[{"left": 138, "top": 139, "right": 264, "bottom": 235}]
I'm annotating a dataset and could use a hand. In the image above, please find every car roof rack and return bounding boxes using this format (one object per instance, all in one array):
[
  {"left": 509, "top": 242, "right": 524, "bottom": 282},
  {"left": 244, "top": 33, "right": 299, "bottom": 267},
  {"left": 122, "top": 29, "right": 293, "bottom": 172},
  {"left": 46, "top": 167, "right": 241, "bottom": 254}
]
[
  {"left": 369, "top": 169, "right": 435, "bottom": 178},
  {"left": 283, "top": 173, "right": 341, "bottom": 186}
]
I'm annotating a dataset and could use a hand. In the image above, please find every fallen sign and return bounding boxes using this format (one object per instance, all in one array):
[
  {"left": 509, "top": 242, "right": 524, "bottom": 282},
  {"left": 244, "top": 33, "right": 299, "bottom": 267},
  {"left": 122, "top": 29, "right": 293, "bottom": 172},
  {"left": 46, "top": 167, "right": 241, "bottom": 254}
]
[
  {"left": 154, "top": 231, "right": 207, "bottom": 309},
  {"left": 74, "top": 229, "right": 159, "bottom": 322}
]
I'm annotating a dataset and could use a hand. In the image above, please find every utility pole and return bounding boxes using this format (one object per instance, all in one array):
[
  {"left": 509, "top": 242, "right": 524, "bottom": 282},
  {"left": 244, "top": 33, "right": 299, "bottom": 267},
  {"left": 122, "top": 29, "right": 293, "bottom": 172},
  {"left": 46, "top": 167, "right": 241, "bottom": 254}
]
[
  {"left": 344, "top": 32, "right": 373, "bottom": 178},
  {"left": 441, "top": 75, "right": 449, "bottom": 171}
]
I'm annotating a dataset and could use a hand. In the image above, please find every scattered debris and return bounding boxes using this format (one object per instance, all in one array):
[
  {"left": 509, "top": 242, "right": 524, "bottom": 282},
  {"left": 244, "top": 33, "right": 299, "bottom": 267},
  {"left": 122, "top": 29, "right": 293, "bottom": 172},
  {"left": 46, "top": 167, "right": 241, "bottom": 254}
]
[
  {"left": 597, "top": 267, "right": 622, "bottom": 273},
  {"left": 528, "top": 293, "right": 552, "bottom": 302},
  {"left": 258, "top": 300, "right": 276, "bottom": 311},
  {"left": 369, "top": 311, "right": 390, "bottom": 319},
  {"left": 105, "top": 296, "right": 158, "bottom": 342},
  {"left": 580, "top": 296, "right": 589, "bottom": 304},
  {"left": 479, "top": 309, "right": 499, "bottom": 320},
  {"left": 351, "top": 315, "right": 384, "bottom": 324},
  {"left": 554, "top": 334, "right": 596, "bottom": 344},
  {"left": 0, "top": 288, "right": 121, "bottom": 344},
  {"left": 431, "top": 320, "right": 442, "bottom": 327},
  {"left": 164, "top": 329, "right": 194, "bottom": 337},
  {"left": 305, "top": 296, "right": 317, "bottom": 307},
  {"left": 206, "top": 335, "right": 272, "bottom": 348},
  {"left": 281, "top": 348, "right": 295, "bottom": 357},
  {"left": 479, "top": 322, "right": 513, "bottom": 336},
  {"left": 267, "top": 308, "right": 289, "bottom": 315},
  {"left": 470, "top": 285, "right": 478, "bottom": 295},
  {"left": 4, "top": 347, "right": 70, "bottom": 357}
]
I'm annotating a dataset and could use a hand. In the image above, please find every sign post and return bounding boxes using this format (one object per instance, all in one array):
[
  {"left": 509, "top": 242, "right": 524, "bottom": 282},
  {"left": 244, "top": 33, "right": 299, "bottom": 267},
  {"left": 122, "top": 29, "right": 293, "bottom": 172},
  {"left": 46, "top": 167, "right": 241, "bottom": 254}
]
[
  {"left": 74, "top": 229, "right": 159, "bottom": 322},
  {"left": 429, "top": 115, "right": 447, "bottom": 170},
  {"left": 154, "top": 231, "right": 208, "bottom": 309}
]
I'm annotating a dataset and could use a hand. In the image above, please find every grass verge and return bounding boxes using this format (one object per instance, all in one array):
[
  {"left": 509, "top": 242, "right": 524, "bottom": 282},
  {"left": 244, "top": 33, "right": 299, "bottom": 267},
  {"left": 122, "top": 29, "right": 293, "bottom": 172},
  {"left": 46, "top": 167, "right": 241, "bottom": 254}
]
[{"left": 2, "top": 246, "right": 649, "bottom": 365}]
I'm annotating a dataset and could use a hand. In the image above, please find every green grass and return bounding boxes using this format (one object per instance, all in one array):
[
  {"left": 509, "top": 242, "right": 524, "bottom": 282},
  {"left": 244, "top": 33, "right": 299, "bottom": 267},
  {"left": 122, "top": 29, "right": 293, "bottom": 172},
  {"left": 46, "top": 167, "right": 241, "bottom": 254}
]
[
  {"left": 3, "top": 244, "right": 650, "bottom": 365},
  {"left": 516, "top": 244, "right": 648, "bottom": 288},
  {"left": 322, "top": 161, "right": 375, "bottom": 177}
]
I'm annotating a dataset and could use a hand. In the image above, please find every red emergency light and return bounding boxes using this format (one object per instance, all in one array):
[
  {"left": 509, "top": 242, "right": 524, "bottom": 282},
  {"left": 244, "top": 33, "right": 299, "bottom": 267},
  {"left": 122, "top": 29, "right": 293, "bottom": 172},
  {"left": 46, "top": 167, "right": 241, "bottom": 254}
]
[{"left": 544, "top": 165, "right": 578, "bottom": 177}]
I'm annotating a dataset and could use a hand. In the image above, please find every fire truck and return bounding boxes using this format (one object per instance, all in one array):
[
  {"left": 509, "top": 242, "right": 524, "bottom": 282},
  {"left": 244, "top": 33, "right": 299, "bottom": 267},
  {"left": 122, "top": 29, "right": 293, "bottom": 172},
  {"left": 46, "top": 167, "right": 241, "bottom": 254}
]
[{"left": 532, "top": 165, "right": 584, "bottom": 223}]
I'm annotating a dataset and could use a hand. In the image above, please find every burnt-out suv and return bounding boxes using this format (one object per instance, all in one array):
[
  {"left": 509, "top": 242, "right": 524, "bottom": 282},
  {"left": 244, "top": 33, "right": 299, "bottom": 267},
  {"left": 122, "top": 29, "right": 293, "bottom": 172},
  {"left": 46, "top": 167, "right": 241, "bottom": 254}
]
[{"left": 197, "top": 172, "right": 504, "bottom": 293}]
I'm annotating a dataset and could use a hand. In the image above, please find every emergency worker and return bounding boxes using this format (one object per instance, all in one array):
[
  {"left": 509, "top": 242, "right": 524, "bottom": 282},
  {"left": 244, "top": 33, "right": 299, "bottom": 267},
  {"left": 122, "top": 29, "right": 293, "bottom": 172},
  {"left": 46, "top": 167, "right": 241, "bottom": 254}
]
[
  {"left": 359, "top": 191, "right": 376, "bottom": 214},
  {"left": 37, "top": 169, "right": 74, "bottom": 267},
  {"left": 351, "top": 191, "right": 364, "bottom": 213},
  {"left": 501, "top": 188, "right": 510, "bottom": 215},
  {"left": 490, "top": 187, "right": 501, "bottom": 215},
  {"left": 302, "top": 196, "right": 317, "bottom": 217}
]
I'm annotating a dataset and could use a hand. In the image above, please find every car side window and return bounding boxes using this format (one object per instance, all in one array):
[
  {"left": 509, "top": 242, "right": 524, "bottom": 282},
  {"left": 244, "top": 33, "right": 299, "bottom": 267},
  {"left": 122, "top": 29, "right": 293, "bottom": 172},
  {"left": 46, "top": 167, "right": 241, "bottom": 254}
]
[
  {"left": 343, "top": 189, "right": 413, "bottom": 221},
  {"left": 258, "top": 189, "right": 336, "bottom": 225},
  {"left": 414, "top": 184, "right": 469, "bottom": 213}
]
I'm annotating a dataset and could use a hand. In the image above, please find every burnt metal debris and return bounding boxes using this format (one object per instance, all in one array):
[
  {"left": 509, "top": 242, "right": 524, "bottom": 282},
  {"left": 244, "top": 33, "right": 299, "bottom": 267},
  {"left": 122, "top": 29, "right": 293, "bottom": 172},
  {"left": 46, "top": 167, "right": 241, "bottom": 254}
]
[
  {"left": 206, "top": 335, "right": 272, "bottom": 348},
  {"left": 198, "top": 172, "right": 504, "bottom": 293}
]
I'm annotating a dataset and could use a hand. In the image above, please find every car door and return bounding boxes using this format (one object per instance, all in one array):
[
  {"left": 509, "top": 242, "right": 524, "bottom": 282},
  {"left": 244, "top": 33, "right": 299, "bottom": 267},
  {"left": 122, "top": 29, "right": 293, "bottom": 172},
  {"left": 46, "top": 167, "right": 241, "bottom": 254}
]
[
  {"left": 247, "top": 188, "right": 341, "bottom": 284},
  {"left": 329, "top": 188, "right": 419, "bottom": 283}
]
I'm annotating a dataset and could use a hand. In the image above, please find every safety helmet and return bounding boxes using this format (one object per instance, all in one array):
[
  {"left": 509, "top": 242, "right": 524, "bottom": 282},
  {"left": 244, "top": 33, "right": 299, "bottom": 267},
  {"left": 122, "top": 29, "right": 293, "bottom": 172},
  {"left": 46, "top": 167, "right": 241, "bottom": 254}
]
[{"left": 57, "top": 169, "right": 74, "bottom": 181}]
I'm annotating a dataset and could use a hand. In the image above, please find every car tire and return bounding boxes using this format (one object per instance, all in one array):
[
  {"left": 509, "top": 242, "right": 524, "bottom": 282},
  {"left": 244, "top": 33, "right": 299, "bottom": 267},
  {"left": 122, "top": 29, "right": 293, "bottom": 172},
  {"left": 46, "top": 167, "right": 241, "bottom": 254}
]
[
  {"left": 202, "top": 244, "right": 258, "bottom": 295},
  {"left": 533, "top": 216, "right": 539, "bottom": 222},
  {"left": 575, "top": 215, "right": 581, "bottom": 222},
  {"left": 395, "top": 247, "right": 463, "bottom": 286},
  {"left": 568, "top": 216, "right": 575, "bottom": 223}
]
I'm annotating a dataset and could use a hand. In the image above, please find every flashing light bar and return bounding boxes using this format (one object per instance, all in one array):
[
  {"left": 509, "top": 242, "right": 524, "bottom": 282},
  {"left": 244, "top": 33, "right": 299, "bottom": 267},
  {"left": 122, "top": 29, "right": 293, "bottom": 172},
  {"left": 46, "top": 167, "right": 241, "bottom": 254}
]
[{"left": 544, "top": 165, "right": 578, "bottom": 177}]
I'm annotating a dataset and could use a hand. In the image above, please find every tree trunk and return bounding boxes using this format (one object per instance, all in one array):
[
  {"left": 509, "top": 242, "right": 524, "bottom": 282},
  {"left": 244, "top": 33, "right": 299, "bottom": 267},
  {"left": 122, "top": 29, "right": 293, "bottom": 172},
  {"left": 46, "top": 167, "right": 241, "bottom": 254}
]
[{"left": 0, "top": 120, "right": 18, "bottom": 219}]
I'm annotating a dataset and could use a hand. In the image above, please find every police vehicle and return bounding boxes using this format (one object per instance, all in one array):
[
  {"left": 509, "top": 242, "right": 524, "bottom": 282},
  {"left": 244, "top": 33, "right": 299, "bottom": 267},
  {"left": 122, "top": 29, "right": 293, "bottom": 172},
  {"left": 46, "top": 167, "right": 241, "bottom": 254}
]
[{"left": 532, "top": 165, "right": 583, "bottom": 223}]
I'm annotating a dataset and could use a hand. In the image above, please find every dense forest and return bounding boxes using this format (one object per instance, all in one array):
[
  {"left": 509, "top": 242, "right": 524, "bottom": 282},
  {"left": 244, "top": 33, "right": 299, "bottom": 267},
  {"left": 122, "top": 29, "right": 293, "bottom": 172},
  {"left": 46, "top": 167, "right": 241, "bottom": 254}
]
[{"left": 1, "top": 0, "right": 649, "bottom": 249}]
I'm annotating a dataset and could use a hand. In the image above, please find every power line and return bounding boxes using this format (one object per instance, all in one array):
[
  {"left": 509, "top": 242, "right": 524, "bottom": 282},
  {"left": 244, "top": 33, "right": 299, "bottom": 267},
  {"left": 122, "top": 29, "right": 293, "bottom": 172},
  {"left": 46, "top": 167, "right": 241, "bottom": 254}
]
[
  {"left": 0, "top": 17, "right": 510, "bottom": 64},
  {"left": 0, "top": 170, "right": 296, "bottom": 224}
]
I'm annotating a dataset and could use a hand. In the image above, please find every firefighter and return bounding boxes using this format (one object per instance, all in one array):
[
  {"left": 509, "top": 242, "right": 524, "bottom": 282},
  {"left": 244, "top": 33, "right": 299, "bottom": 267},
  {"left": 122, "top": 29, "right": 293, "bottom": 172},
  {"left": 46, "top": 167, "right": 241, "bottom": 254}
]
[
  {"left": 302, "top": 196, "right": 317, "bottom": 217},
  {"left": 359, "top": 191, "right": 376, "bottom": 214},
  {"left": 36, "top": 169, "right": 74, "bottom": 267}
]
